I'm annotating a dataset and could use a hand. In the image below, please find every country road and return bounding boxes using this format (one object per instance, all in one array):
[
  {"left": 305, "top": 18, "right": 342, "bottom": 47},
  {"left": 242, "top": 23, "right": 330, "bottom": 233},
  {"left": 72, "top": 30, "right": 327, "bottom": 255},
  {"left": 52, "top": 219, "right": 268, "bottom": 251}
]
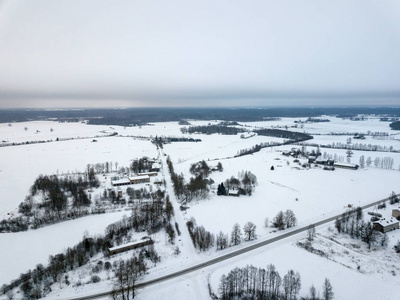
[{"left": 70, "top": 195, "right": 393, "bottom": 300}]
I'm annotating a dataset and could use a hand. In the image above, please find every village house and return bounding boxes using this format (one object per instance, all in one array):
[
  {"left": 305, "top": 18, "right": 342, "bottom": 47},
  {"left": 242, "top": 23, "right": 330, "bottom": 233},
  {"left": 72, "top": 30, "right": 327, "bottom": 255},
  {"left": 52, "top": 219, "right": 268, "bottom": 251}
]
[{"left": 373, "top": 218, "right": 399, "bottom": 233}]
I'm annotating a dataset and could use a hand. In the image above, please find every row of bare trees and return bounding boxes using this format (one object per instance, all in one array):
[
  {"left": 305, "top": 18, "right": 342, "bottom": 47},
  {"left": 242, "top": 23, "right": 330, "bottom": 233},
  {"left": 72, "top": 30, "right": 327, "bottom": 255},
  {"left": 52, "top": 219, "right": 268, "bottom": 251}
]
[{"left": 218, "top": 264, "right": 334, "bottom": 300}]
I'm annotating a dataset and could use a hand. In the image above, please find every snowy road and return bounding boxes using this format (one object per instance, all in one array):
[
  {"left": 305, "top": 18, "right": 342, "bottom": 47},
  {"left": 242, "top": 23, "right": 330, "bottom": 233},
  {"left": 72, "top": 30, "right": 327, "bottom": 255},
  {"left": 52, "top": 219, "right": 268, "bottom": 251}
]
[{"left": 69, "top": 194, "right": 395, "bottom": 300}]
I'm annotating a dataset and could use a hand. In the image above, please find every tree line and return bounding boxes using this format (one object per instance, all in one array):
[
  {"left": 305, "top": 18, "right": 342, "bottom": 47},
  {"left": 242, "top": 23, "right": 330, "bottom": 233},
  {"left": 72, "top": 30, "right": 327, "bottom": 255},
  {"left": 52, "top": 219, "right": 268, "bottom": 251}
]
[
  {"left": 218, "top": 264, "right": 334, "bottom": 300},
  {"left": 181, "top": 125, "right": 246, "bottom": 135},
  {"left": 186, "top": 218, "right": 259, "bottom": 252},
  {"left": 301, "top": 141, "right": 399, "bottom": 154}
]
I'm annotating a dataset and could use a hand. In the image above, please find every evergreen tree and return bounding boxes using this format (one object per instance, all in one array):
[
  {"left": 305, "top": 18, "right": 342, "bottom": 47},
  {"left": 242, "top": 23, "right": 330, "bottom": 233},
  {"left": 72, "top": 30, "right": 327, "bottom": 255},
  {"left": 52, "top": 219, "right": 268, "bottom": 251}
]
[{"left": 322, "top": 278, "right": 334, "bottom": 300}]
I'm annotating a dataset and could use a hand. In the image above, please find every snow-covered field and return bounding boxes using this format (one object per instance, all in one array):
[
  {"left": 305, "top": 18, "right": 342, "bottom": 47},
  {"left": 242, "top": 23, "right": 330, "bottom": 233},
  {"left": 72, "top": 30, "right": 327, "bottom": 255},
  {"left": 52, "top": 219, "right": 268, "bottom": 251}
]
[{"left": 1, "top": 117, "right": 400, "bottom": 299}]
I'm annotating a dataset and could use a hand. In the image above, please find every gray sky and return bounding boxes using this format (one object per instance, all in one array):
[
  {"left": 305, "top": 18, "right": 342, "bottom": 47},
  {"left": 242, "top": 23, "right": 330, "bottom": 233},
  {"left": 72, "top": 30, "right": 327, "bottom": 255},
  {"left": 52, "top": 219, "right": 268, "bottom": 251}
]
[{"left": 0, "top": 0, "right": 399, "bottom": 108}]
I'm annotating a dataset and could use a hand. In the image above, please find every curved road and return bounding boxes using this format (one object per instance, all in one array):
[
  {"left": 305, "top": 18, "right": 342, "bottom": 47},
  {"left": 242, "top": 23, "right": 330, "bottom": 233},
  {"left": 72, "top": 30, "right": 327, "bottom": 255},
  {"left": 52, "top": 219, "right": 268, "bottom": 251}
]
[{"left": 71, "top": 195, "right": 392, "bottom": 300}]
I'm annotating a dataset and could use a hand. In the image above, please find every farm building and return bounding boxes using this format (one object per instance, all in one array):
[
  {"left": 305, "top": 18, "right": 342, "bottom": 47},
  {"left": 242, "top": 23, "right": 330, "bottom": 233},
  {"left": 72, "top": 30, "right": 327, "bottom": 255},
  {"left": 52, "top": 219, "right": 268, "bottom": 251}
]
[
  {"left": 111, "top": 178, "right": 131, "bottom": 187},
  {"left": 150, "top": 163, "right": 161, "bottom": 172},
  {"left": 108, "top": 238, "right": 154, "bottom": 255},
  {"left": 129, "top": 175, "right": 150, "bottom": 184},
  {"left": 333, "top": 162, "right": 359, "bottom": 170},
  {"left": 138, "top": 171, "right": 158, "bottom": 177},
  {"left": 392, "top": 208, "right": 400, "bottom": 218},
  {"left": 228, "top": 189, "right": 240, "bottom": 197},
  {"left": 373, "top": 218, "right": 399, "bottom": 233}
]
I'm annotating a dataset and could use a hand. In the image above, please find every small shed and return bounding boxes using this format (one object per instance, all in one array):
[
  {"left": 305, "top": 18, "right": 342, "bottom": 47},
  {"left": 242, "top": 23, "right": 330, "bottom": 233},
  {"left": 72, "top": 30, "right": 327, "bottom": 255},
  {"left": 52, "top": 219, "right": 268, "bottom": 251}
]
[{"left": 228, "top": 189, "right": 240, "bottom": 197}]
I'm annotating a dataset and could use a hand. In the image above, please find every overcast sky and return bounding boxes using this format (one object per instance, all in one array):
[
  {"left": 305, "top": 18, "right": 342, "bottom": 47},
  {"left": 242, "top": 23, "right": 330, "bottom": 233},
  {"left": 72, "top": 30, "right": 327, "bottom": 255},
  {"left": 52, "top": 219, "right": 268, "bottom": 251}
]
[{"left": 0, "top": 0, "right": 399, "bottom": 108}]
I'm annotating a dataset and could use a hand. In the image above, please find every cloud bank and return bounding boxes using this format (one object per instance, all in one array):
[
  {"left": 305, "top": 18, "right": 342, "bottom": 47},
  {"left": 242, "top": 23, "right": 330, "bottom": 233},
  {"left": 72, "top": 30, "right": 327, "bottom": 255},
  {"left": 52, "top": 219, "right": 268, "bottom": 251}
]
[{"left": 0, "top": 0, "right": 399, "bottom": 108}]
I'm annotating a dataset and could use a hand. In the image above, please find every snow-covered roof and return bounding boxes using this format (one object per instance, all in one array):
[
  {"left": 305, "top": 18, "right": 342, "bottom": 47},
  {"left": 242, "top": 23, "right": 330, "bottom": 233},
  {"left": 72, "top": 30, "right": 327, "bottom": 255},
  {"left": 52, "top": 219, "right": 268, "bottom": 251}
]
[
  {"left": 109, "top": 238, "right": 151, "bottom": 252},
  {"left": 138, "top": 172, "right": 157, "bottom": 176},
  {"left": 129, "top": 175, "right": 150, "bottom": 180},
  {"left": 373, "top": 217, "right": 399, "bottom": 227},
  {"left": 333, "top": 162, "right": 358, "bottom": 168},
  {"left": 111, "top": 178, "right": 131, "bottom": 185}
]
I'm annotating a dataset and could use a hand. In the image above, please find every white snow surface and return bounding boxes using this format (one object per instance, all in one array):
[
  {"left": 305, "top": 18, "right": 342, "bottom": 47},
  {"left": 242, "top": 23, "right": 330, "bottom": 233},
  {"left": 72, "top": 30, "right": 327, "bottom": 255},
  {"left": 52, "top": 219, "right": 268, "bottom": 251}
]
[{"left": 1, "top": 118, "right": 400, "bottom": 300}]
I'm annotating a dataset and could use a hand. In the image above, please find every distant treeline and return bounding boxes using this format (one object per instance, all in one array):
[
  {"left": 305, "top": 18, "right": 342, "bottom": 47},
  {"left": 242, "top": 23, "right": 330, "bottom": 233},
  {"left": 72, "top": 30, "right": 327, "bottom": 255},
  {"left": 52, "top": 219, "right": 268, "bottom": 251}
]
[
  {"left": 153, "top": 136, "right": 202, "bottom": 143},
  {"left": 390, "top": 121, "right": 400, "bottom": 130},
  {"left": 2, "top": 107, "right": 400, "bottom": 124},
  {"left": 182, "top": 125, "right": 246, "bottom": 135},
  {"left": 254, "top": 129, "right": 312, "bottom": 141}
]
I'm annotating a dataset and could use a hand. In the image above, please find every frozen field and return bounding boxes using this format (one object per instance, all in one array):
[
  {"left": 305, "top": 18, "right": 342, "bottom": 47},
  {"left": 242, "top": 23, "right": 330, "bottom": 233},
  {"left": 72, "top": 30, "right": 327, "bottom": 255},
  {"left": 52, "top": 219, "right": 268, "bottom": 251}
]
[{"left": 1, "top": 118, "right": 400, "bottom": 299}]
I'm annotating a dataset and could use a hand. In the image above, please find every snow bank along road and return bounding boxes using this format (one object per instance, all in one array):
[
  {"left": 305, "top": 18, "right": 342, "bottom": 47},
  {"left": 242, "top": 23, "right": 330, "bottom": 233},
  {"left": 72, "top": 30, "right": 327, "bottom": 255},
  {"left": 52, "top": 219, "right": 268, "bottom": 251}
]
[{"left": 70, "top": 195, "right": 396, "bottom": 300}]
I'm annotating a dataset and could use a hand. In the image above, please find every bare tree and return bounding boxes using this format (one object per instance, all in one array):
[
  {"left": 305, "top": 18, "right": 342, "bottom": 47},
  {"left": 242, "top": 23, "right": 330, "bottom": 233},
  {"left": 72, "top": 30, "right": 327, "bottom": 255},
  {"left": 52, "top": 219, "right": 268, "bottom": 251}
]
[
  {"left": 360, "top": 222, "right": 379, "bottom": 249},
  {"left": 284, "top": 209, "right": 297, "bottom": 228},
  {"left": 231, "top": 223, "right": 242, "bottom": 246},
  {"left": 112, "top": 258, "right": 141, "bottom": 300},
  {"left": 309, "top": 284, "right": 318, "bottom": 300},
  {"left": 307, "top": 224, "right": 316, "bottom": 242},
  {"left": 379, "top": 232, "right": 389, "bottom": 248},
  {"left": 243, "top": 221, "right": 257, "bottom": 241},
  {"left": 216, "top": 231, "right": 229, "bottom": 250},
  {"left": 359, "top": 155, "right": 365, "bottom": 168},
  {"left": 283, "top": 270, "right": 301, "bottom": 300},
  {"left": 272, "top": 211, "right": 285, "bottom": 230}
]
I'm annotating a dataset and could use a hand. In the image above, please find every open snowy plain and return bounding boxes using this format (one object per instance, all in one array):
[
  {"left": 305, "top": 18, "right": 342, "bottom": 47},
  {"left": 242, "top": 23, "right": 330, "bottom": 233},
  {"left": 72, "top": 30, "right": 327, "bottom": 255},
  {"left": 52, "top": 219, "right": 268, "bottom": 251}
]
[{"left": 1, "top": 116, "right": 400, "bottom": 299}]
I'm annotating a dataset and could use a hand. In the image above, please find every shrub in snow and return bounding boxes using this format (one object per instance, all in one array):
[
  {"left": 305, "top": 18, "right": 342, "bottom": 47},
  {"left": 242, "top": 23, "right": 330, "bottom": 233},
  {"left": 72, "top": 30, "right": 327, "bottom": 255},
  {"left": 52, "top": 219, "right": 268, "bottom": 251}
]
[
  {"left": 104, "top": 261, "right": 112, "bottom": 270},
  {"left": 91, "top": 275, "right": 101, "bottom": 283}
]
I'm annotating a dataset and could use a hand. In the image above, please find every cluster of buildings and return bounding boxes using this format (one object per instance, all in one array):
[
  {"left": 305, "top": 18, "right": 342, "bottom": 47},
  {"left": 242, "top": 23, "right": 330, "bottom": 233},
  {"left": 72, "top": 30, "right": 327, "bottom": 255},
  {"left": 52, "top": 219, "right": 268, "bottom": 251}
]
[
  {"left": 308, "top": 157, "right": 359, "bottom": 170},
  {"left": 282, "top": 148, "right": 359, "bottom": 170}
]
